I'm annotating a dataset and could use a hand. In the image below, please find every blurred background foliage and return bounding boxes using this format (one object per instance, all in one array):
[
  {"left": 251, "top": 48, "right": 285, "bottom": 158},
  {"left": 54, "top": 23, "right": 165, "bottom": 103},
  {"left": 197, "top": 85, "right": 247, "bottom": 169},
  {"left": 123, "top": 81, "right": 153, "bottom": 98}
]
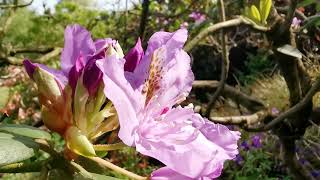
[{"left": 0, "top": 0, "right": 319, "bottom": 179}]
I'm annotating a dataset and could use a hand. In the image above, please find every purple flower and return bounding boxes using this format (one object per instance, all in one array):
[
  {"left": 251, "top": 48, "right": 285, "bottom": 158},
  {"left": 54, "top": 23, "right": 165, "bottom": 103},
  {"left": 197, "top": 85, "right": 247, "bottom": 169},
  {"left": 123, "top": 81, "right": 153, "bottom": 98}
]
[
  {"left": 311, "top": 170, "right": 320, "bottom": 178},
  {"left": 23, "top": 24, "right": 122, "bottom": 157},
  {"left": 291, "top": 17, "right": 302, "bottom": 29},
  {"left": 97, "top": 29, "right": 240, "bottom": 179},
  {"left": 271, "top": 107, "right": 279, "bottom": 116},
  {"left": 189, "top": 12, "right": 206, "bottom": 25},
  {"left": 234, "top": 154, "right": 244, "bottom": 165},
  {"left": 251, "top": 135, "right": 262, "bottom": 148},
  {"left": 241, "top": 141, "right": 250, "bottom": 151}
]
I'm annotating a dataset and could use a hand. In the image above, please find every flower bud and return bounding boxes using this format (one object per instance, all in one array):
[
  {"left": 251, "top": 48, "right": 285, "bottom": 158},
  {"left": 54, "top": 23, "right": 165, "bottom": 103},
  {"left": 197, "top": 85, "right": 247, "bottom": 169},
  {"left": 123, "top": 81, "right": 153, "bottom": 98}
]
[
  {"left": 65, "top": 126, "right": 96, "bottom": 157},
  {"left": 33, "top": 67, "right": 63, "bottom": 104},
  {"left": 124, "top": 38, "right": 144, "bottom": 72},
  {"left": 23, "top": 59, "right": 37, "bottom": 79},
  {"left": 41, "top": 106, "right": 67, "bottom": 135}
]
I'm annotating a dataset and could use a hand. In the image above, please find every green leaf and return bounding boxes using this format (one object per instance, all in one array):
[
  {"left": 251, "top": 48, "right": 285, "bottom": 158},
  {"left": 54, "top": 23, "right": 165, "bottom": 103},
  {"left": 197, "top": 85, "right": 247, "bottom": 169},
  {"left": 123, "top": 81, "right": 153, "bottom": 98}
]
[
  {"left": 298, "top": 0, "right": 316, "bottom": 7},
  {"left": 260, "top": 0, "right": 272, "bottom": 24},
  {"left": 0, "top": 124, "right": 51, "bottom": 140},
  {"left": 0, "top": 87, "right": 10, "bottom": 110},
  {"left": 0, "top": 132, "right": 39, "bottom": 166},
  {"left": 250, "top": 5, "right": 261, "bottom": 23}
]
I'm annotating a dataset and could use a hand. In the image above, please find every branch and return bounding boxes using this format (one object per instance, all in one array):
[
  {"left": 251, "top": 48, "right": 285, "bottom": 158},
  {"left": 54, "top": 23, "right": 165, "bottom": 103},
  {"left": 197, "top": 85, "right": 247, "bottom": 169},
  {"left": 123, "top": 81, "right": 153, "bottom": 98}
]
[
  {"left": 0, "top": 0, "right": 33, "bottom": 9},
  {"left": 139, "top": 0, "right": 150, "bottom": 41},
  {"left": 0, "top": 10, "right": 15, "bottom": 36},
  {"left": 184, "top": 16, "right": 270, "bottom": 52},
  {"left": 246, "top": 77, "right": 320, "bottom": 131},
  {"left": 0, "top": 160, "right": 45, "bottom": 173},
  {"left": 192, "top": 80, "right": 266, "bottom": 112},
  {"left": 5, "top": 47, "right": 62, "bottom": 65},
  {"left": 93, "top": 142, "right": 126, "bottom": 151},
  {"left": 210, "top": 110, "right": 272, "bottom": 125},
  {"left": 9, "top": 47, "right": 54, "bottom": 55},
  {"left": 205, "top": 0, "right": 229, "bottom": 118},
  {"left": 89, "top": 157, "right": 147, "bottom": 180}
]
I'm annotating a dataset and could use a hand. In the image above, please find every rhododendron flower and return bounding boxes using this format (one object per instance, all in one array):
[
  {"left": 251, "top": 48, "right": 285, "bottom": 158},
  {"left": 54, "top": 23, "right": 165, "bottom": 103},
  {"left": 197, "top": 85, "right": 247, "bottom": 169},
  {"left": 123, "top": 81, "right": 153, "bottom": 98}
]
[
  {"left": 24, "top": 24, "right": 121, "bottom": 157},
  {"left": 189, "top": 12, "right": 206, "bottom": 24},
  {"left": 97, "top": 29, "right": 240, "bottom": 179}
]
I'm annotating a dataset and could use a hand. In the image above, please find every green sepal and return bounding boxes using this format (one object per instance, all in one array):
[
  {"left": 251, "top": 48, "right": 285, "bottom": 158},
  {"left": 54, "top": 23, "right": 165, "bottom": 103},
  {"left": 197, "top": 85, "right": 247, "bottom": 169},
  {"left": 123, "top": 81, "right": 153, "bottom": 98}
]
[{"left": 65, "top": 126, "right": 96, "bottom": 157}]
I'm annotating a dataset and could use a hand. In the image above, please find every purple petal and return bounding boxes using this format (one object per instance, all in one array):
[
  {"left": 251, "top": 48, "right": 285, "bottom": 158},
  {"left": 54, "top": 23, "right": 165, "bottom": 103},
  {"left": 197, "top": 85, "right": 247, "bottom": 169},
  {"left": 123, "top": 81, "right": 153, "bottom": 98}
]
[
  {"left": 23, "top": 59, "right": 68, "bottom": 87},
  {"left": 96, "top": 56, "right": 143, "bottom": 146},
  {"left": 68, "top": 54, "right": 85, "bottom": 91},
  {"left": 129, "top": 29, "right": 188, "bottom": 89},
  {"left": 61, "top": 24, "right": 95, "bottom": 75},
  {"left": 154, "top": 49, "right": 194, "bottom": 110},
  {"left": 95, "top": 38, "right": 115, "bottom": 54},
  {"left": 135, "top": 107, "right": 239, "bottom": 178},
  {"left": 23, "top": 59, "right": 37, "bottom": 79},
  {"left": 83, "top": 59, "right": 102, "bottom": 96},
  {"left": 151, "top": 167, "right": 193, "bottom": 180},
  {"left": 124, "top": 38, "right": 144, "bottom": 72},
  {"left": 198, "top": 119, "right": 241, "bottom": 158}
]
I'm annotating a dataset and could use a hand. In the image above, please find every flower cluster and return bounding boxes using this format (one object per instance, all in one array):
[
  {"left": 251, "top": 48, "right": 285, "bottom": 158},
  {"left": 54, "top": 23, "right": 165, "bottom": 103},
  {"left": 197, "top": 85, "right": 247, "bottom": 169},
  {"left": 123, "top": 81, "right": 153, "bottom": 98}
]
[
  {"left": 189, "top": 12, "right": 206, "bottom": 25},
  {"left": 24, "top": 24, "right": 240, "bottom": 179},
  {"left": 24, "top": 25, "right": 122, "bottom": 157}
]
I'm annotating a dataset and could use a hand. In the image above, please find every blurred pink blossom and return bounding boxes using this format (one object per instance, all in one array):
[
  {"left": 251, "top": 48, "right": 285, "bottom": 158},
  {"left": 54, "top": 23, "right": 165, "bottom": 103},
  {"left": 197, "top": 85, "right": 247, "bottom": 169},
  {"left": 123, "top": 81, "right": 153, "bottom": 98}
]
[{"left": 189, "top": 12, "right": 206, "bottom": 24}]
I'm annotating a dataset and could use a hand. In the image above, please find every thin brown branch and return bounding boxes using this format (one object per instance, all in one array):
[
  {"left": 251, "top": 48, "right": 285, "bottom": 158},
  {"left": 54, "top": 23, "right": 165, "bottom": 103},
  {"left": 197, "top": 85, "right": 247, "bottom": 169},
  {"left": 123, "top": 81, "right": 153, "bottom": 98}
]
[
  {"left": 139, "top": 0, "right": 150, "bottom": 41},
  {"left": 0, "top": 10, "right": 15, "bottom": 36},
  {"left": 4, "top": 47, "right": 62, "bottom": 65},
  {"left": 246, "top": 77, "right": 320, "bottom": 131},
  {"left": 192, "top": 80, "right": 266, "bottom": 112},
  {"left": 9, "top": 47, "right": 54, "bottom": 55},
  {"left": 90, "top": 157, "right": 147, "bottom": 180},
  {"left": 210, "top": 110, "right": 272, "bottom": 126},
  {"left": 184, "top": 16, "right": 270, "bottom": 52},
  {"left": 205, "top": 0, "right": 229, "bottom": 118},
  {"left": 0, "top": 0, "right": 33, "bottom": 9}
]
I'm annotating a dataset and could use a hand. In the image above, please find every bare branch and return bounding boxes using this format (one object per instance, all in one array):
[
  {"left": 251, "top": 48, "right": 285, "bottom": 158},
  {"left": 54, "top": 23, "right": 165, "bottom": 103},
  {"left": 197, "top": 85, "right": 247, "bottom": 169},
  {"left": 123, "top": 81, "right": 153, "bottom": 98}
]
[
  {"left": 9, "top": 47, "right": 54, "bottom": 55},
  {"left": 192, "top": 80, "right": 266, "bottom": 112},
  {"left": 0, "top": 0, "right": 33, "bottom": 9},
  {"left": 205, "top": 0, "right": 229, "bottom": 118},
  {"left": 184, "top": 16, "right": 270, "bottom": 52},
  {"left": 210, "top": 110, "right": 272, "bottom": 126},
  {"left": 4, "top": 47, "right": 62, "bottom": 65},
  {"left": 246, "top": 77, "right": 320, "bottom": 131},
  {"left": 139, "top": 0, "right": 150, "bottom": 41}
]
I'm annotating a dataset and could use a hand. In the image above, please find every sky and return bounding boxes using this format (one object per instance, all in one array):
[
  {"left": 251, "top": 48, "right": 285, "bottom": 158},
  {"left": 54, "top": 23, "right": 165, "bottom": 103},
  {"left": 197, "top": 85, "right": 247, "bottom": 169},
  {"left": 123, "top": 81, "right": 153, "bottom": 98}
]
[{"left": 28, "top": 0, "right": 140, "bottom": 15}]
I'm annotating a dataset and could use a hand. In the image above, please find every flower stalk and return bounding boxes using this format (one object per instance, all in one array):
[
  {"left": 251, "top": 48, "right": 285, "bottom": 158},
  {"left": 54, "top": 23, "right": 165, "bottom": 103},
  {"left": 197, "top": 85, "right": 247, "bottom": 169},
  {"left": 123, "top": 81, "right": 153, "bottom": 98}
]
[{"left": 90, "top": 157, "right": 147, "bottom": 180}]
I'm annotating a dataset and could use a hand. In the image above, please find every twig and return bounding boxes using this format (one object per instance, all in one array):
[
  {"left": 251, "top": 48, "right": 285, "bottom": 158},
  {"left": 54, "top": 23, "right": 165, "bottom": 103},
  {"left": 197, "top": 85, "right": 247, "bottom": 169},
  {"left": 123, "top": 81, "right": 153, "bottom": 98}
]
[
  {"left": 192, "top": 80, "right": 266, "bottom": 112},
  {"left": 205, "top": 0, "right": 229, "bottom": 118},
  {"left": 93, "top": 142, "right": 127, "bottom": 151},
  {"left": 139, "top": 0, "right": 150, "bottom": 41},
  {"left": 210, "top": 110, "right": 272, "bottom": 125},
  {"left": 0, "top": 160, "right": 45, "bottom": 173},
  {"left": 184, "top": 16, "right": 270, "bottom": 52},
  {"left": 4, "top": 47, "right": 62, "bottom": 65},
  {"left": 246, "top": 77, "right": 320, "bottom": 131},
  {"left": 9, "top": 47, "right": 54, "bottom": 55},
  {"left": 90, "top": 157, "right": 147, "bottom": 180},
  {"left": 0, "top": 0, "right": 33, "bottom": 9}
]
